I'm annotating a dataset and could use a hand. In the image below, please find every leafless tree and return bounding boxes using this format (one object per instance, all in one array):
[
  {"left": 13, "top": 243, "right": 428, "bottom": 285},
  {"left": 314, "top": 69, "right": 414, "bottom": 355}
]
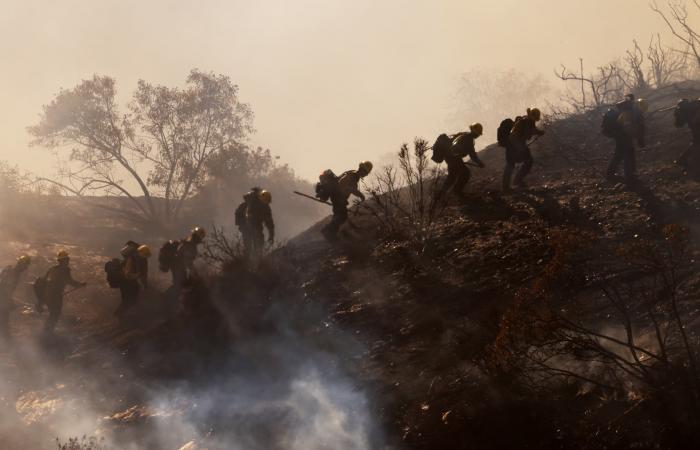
[
  {"left": 363, "top": 138, "right": 447, "bottom": 247},
  {"left": 651, "top": 0, "right": 700, "bottom": 67},
  {"left": 647, "top": 34, "right": 691, "bottom": 86},
  {"left": 557, "top": 35, "right": 695, "bottom": 112},
  {"left": 556, "top": 61, "right": 623, "bottom": 110},
  {"left": 620, "top": 40, "right": 650, "bottom": 92}
]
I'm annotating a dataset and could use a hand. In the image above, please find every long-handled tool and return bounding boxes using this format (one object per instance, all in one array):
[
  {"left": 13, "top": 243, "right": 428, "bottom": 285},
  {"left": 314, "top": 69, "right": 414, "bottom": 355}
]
[
  {"left": 293, "top": 191, "right": 361, "bottom": 230},
  {"left": 293, "top": 191, "right": 332, "bottom": 206}
]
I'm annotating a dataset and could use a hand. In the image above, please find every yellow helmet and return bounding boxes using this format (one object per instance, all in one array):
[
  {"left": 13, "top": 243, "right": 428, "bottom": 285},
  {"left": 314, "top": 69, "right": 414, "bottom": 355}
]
[
  {"left": 57, "top": 250, "right": 70, "bottom": 261},
  {"left": 637, "top": 98, "right": 649, "bottom": 113},
  {"left": 259, "top": 190, "right": 272, "bottom": 204},
  {"left": 469, "top": 122, "right": 484, "bottom": 137},
  {"left": 137, "top": 245, "right": 152, "bottom": 258},
  {"left": 527, "top": 107, "right": 542, "bottom": 121},
  {"left": 191, "top": 226, "right": 206, "bottom": 241},
  {"left": 17, "top": 255, "right": 31, "bottom": 265},
  {"left": 359, "top": 161, "right": 373, "bottom": 174}
]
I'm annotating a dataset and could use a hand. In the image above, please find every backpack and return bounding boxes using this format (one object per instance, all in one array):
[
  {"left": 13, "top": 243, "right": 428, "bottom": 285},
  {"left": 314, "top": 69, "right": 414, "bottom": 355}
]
[
  {"left": 431, "top": 134, "right": 454, "bottom": 163},
  {"left": 158, "top": 240, "right": 181, "bottom": 272},
  {"left": 601, "top": 108, "right": 622, "bottom": 138},
  {"left": 104, "top": 258, "right": 124, "bottom": 289},
  {"left": 497, "top": 118, "right": 516, "bottom": 147},
  {"left": 315, "top": 169, "right": 339, "bottom": 202}
]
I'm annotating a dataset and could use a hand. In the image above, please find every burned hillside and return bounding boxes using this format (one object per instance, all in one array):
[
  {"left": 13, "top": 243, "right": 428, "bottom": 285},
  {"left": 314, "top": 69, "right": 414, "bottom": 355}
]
[{"left": 3, "top": 79, "right": 700, "bottom": 450}]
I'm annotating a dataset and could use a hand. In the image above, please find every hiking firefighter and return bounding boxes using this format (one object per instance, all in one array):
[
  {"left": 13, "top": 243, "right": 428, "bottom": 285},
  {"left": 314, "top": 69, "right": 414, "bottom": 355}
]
[
  {"left": 0, "top": 255, "right": 31, "bottom": 338},
  {"left": 606, "top": 94, "right": 647, "bottom": 183},
  {"left": 235, "top": 188, "right": 275, "bottom": 259},
  {"left": 317, "top": 161, "right": 373, "bottom": 241},
  {"left": 170, "top": 227, "right": 206, "bottom": 289},
  {"left": 436, "top": 123, "right": 485, "bottom": 199},
  {"left": 505, "top": 108, "right": 545, "bottom": 191},
  {"left": 114, "top": 242, "right": 150, "bottom": 318},
  {"left": 42, "top": 250, "right": 86, "bottom": 334},
  {"left": 674, "top": 98, "right": 700, "bottom": 169}
]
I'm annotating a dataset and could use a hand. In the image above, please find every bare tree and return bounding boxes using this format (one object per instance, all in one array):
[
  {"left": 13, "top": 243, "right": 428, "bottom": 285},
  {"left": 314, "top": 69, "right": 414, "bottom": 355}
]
[
  {"left": 363, "top": 138, "right": 447, "bottom": 247},
  {"left": 556, "top": 61, "right": 622, "bottom": 110},
  {"left": 620, "top": 40, "right": 650, "bottom": 91},
  {"left": 28, "top": 70, "right": 253, "bottom": 230},
  {"left": 651, "top": 0, "right": 700, "bottom": 67},
  {"left": 557, "top": 35, "right": 695, "bottom": 112},
  {"left": 647, "top": 34, "right": 687, "bottom": 86}
]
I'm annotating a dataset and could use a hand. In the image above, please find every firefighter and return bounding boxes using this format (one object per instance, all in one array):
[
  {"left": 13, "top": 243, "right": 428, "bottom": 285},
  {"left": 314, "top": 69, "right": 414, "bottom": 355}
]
[
  {"left": 43, "top": 251, "right": 86, "bottom": 334},
  {"left": 171, "top": 227, "right": 206, "bottom": 290},
  {"left": 0, "top": 255, "right": 31, "bottom": 338},
  {"left": 114, "top": 243, "right": 150, "bottom": 318},
  {"left": 438, "top": 123, "right": 485, "bottom": 199},
  {"left": 506, "top": 108, "right": 545, "bottom": 191},
  {"left": 606, "top": 95, "right": 647, "bottom": 184},
  {"left": 321, "top": 161, "right": 373, "bottom": 241},
  {"left": 235, "top": 188, "right": 275, "bottom": 259}
]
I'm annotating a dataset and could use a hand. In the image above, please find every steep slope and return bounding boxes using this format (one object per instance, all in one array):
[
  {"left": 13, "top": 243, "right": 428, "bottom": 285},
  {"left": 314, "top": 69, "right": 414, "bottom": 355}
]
[
  {"left": 275, "top": 83, "right": 700, "bottom": 448},
  {"left": 2, "top": 83, "right": 700, "bottom": 449}
]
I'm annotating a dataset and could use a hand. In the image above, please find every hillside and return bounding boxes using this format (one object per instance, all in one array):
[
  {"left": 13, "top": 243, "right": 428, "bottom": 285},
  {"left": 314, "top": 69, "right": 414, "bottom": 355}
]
[{"left": 1, "top": 83, "right": 700, "bottom": 449}]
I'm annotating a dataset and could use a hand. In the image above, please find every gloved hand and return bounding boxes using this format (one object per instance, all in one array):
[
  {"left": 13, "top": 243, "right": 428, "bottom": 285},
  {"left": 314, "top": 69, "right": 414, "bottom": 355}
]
[{"left": 358, "top": 193, "right": 366, "bottom": 202}]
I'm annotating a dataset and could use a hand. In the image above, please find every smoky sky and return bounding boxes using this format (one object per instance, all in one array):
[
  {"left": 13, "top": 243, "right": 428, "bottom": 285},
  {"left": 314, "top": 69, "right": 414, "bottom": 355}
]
[{"left": 0, "top": 0, "right": 683, "bottom": 180}]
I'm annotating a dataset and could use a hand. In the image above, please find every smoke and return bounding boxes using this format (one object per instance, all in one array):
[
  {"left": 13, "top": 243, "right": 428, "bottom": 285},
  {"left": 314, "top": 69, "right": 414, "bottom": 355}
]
[{"left": 0, "top": 270, "right": 385, "bottom": 450}]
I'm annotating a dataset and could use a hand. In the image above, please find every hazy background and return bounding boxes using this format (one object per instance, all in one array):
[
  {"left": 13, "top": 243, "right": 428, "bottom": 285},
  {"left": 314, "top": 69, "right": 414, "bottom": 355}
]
[{"left": 0, "top": 0, "right": 680, "bottom": 180}]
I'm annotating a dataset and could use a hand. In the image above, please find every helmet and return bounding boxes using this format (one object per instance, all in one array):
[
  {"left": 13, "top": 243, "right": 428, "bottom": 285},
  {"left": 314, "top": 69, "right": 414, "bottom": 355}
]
[
  {"left": 469, "top": 122, "right": 484, "bottom": 137},
  {"left": 17, "top": 255, "right": 31, "bottom": 266},
  {"left": 358, "top": 161, "right": 373, "bottom": 174},
  {"left": 637, "top": 98, "right": 649, "bottom": 113},
  {"left": 57, "top": 250, "right": 69, "bottom": 261},
  {"left": 191, "top": 226, "right": 206, "bottom": 241},
  {"left": 137, "top": 245, "right": 152, "bottom": 259},
  {"left": 527, "top": 107, "right": 542, "bottom": 122},
  {"left": 259, "top": 190, "right": 272, "bottom": 204}
]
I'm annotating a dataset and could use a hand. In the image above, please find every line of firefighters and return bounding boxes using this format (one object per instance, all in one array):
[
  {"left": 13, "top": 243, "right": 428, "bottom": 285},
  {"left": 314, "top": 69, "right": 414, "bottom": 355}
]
[{"left": 1, "top": 95, "right": 699, "bottom": 338}]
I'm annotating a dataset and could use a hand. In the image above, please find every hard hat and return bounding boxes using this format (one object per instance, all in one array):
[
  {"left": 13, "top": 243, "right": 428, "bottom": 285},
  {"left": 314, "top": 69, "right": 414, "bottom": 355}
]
[
  {"left": 17, "top": 255, "right": 31, "bottom": 265},
  {"left": 359, "top": 161, "right": 373, "bottom": 174},
  {"left": 637, "top": 98, "right": 649, "bottom": 113},
  {"left": 191, "top": 226, "right": 206, "bottom": 240},
  {"left": 137, "top": 245, "right": 152, "bottom": 259},
  {"left": 527, "top": 107, "right": 542, "bottom": 122},
  {"left": 259, "top": 190, "right": 272, "bottom": 204},
  {"left": 469, "top": 122, "right": 484, "bottom": 137},
  {"left": 57, "top": 250, "right": 70, "bottom": 261}
]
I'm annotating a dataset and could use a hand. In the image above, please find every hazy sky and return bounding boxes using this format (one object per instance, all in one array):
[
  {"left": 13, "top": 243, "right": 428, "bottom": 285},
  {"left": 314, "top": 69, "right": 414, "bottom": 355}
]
[{"left": 0, "top": 0, "right": 687, "bottom": 180}]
